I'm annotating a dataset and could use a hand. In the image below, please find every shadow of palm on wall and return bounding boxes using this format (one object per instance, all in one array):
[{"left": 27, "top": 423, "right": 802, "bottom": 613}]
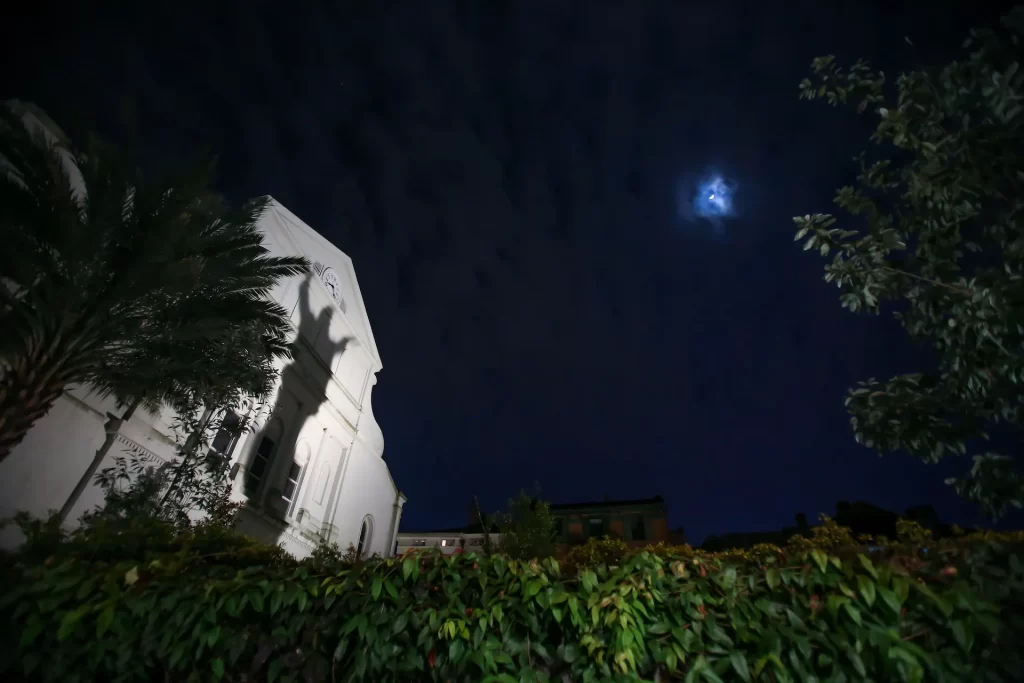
[{"left": 236, "top": 273, "right": 357, "bottom": 551}]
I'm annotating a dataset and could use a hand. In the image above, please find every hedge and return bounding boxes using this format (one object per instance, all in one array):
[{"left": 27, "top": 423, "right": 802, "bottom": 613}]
[{"left": 3, "top": 526, "right": 1024, "bottom": 682}]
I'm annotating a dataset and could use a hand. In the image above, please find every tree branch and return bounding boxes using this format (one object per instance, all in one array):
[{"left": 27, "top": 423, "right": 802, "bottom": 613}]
[{"left": 880, "top": 265, "right": 973, "bottom": 296}]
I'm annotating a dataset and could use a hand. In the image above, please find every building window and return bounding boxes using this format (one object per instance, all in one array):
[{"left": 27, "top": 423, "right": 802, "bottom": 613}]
[
  {"left": 588, "top": 517, "right": 605, "bottom": 538},
  {"left": 631, "top": 516, "right": 646, "bottom": 541},
  {"left": 412, "top": 539, "right": 427, "bottom": 547},
  {"left": 467, "top": 538, "right": 484, "bottom": 546},
  {"left": 551, "top": 516, "right": 565, "bottom": 542},
  {"left": 357, "top": 516, "right": 373, "bottom": 556},
  {"left": 245, "top": 435, "right": 276, "bottom": 493},
  {"left": 209, "top": 411, "right": 242, "bottom": 458},
  {"left": 281, "top": 462, "right": 302, "bottom": 503}
]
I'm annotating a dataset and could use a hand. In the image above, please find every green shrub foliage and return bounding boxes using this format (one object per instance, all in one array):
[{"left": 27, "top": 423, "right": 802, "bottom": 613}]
[{"left": 3, "top": 523, "right": 1023, "bottom": 682}]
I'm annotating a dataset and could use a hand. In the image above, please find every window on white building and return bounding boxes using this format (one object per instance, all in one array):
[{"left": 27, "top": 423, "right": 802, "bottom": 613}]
[
  {"left": 209, "top": 411, "right": 242, "bottom": 458},
  {"left": 357, "top": 516, "right": 373, "bottom": 556},
  {"left": 281, "top": 462, "right": 302, "bottom": 503},
  {"left": 412, "top": 539, "right": 427, "bottom": 547},
  {"left": 245, "top": 419, "right": 283, "bottom": 495},
  {"left": 245, "top": 435, "right": 276, "bottom": 493}
]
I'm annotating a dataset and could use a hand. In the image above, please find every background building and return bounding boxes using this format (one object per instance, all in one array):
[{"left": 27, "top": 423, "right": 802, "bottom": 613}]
[
  {"left": 394, "top": 522, "right": 499, "bottom": 556},
  {"left": 0, "top": 105, "right": 404, "bottom": 559},
  {"left": 550, "top": 495, "right": 682, "bottom": 555},
  {"left": 396, "top": 495, "right": 683, "bottom": 558}
]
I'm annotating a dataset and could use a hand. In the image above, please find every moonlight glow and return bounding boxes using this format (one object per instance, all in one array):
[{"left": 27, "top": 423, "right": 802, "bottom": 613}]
[
  {"left": 676, "top": 171, "right": 738, "bottom": 238},
  {"left": 693, "top": 174, "right": 736, "bottom": 220}
]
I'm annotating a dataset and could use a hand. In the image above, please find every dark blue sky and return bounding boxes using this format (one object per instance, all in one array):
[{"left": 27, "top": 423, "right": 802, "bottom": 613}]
[{"left": 7, "top": 0, "right": 1021, "bottom": 543}]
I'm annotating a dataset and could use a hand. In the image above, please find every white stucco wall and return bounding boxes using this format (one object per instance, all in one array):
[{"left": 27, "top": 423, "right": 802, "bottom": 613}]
[
  {"left": 329, "top": 441, "right": 403, "bottom": 556},
  {"left": 0, "top": 394, "right": 105, "bottom": 547},
  {"left": 0, "top": 386, "right": 181, "bottom": 549}
]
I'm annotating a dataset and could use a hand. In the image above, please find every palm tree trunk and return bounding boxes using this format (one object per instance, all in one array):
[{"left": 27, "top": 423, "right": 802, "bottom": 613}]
[
  {"left": 0, "top": 343, "right": 79, "bottom": 465},
  {"left": 159, "top": 405, "right": 216, "bottom": 508},
  {"left": 58, "top": 398, "right": 142, "bottom": 522}
]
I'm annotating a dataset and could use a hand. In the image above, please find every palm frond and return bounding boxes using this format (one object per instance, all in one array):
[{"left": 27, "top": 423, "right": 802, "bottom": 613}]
[{"left": 2, "top": 102, "right": 314, "bottom": 451}]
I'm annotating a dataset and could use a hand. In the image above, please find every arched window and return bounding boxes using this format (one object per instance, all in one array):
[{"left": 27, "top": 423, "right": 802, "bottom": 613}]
[
  {"left": 357, "top": 515, "right": 373, "bottom": 557},
  {"left": 281, "top": 441, "right": 311, "bottom": 507},
  {"left": 245, "top": 418, "right": 283, "bottom": 494}
]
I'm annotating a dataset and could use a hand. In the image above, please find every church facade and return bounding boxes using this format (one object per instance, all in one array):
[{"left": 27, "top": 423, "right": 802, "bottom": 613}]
[{"left": 0, "top": 153, "right": 405, "bottom": 557}]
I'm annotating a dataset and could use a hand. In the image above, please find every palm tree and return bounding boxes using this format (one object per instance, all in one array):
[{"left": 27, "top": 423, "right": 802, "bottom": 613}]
[{"left": 0, "top": 102, "right": 309, "bottom": 464}]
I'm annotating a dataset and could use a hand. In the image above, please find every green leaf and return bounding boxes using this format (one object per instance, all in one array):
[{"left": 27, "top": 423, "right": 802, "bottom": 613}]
[
  {"left": 57, "top": 606, "right": 89, "bottom": 641},
  {"left": 392, "top": 612, "right": 409, "bottom": 635},
  {"left": 385, "top": 579, "right": 399, "bottom": 600},
  {"left": 857, "top": 554, "right": 878, "bottom": 579},
  {"left": 856, "top": 574, "right": 876, "bottom": 607},
  {"left": 371, "top": 576, "right": 382, "bottom": 601},
  {"left": 270, "top": 591, "right": 283, "bottom": 615},
  {"left": 848, "top": 650, "right": 866, "bottom": 677},
  {"left": 913, "top": 582, "right": 953, "bottom": 616},
  {"left": 730, "top": 651, "right": 751, "bottom": 682},
  {"left": 827, "top": 595, "right": 849, "bottom": 620},
  {"left": 402, "top": 554, "right": 418, "bottom": 581},
  {"left": 810, "top": 549, "right": 828, "bottom": 573},
  {"left": 877, "top": 586, "right": 901, "bottom": 615},
  {"left": 19, "top": 619, "right": 44, "bottom": 647},
  {"left": 211, "top": 658, "right": 225, "bottom": 681},
  {"left": 622, "top": 629, "right": 634, "bottom": 647},
  {"left": 268, "top": 658, "right": 284, "bottom": 683},
  {"left": 766, "top": 568, "right": 781, "bottom": 589},
  {"left": 96, "top": 606, "right": 115, "bottom": 638},
  {"left": 449, "top": 638, "right": 466, "bottom": 663},
  {"left": 124, "top": 566, "right": 139, "bottom": 586},
  {"left": 753, "top": 653, "right": 784, "bottom": 677}
]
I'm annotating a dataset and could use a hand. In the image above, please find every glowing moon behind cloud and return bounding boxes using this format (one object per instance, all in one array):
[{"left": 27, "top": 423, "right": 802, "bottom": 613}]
[
  {"left": 695, "top": 175, "right": 735, "bottom": 219},
  {"left": 676, "top": 171, "right": 738, "bottom": 237}
]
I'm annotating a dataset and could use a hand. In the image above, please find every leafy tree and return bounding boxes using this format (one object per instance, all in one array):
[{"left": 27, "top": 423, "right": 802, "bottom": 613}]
[
  {"left": 0, "top": 102, "right": 308, "bottom": 463},
  {"left": 497, "top": 489, "right": 557, "bottom": 560},
  {"left": 794, "top": 8, "right": 1024, "bottom": 516},
  {"left": 57, "top": 315, "right": 300, "bottom": 521},
  {"left": 81, "top": 399, "right": 260, "bottom": 532}
]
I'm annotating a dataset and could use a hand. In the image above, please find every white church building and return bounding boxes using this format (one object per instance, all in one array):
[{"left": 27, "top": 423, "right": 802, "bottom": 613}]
[{"left": 0, "top": 105, "right": 405, "bottom": 558}]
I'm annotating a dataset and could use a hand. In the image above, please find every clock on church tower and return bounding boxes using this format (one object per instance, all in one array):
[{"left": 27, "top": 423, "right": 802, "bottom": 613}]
[{"left": 313, "top": 262, "right": 347, "bottom": 313}]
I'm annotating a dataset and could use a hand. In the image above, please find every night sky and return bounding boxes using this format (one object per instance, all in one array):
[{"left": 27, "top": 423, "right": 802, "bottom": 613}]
[{"left": 6, "top": 1, "right": 1022, "bottom": 543}]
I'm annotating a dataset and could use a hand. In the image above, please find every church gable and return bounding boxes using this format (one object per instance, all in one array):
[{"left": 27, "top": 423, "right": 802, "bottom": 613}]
[{"left": 261, "top": 199, "right": 381, "bottom": 369}]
